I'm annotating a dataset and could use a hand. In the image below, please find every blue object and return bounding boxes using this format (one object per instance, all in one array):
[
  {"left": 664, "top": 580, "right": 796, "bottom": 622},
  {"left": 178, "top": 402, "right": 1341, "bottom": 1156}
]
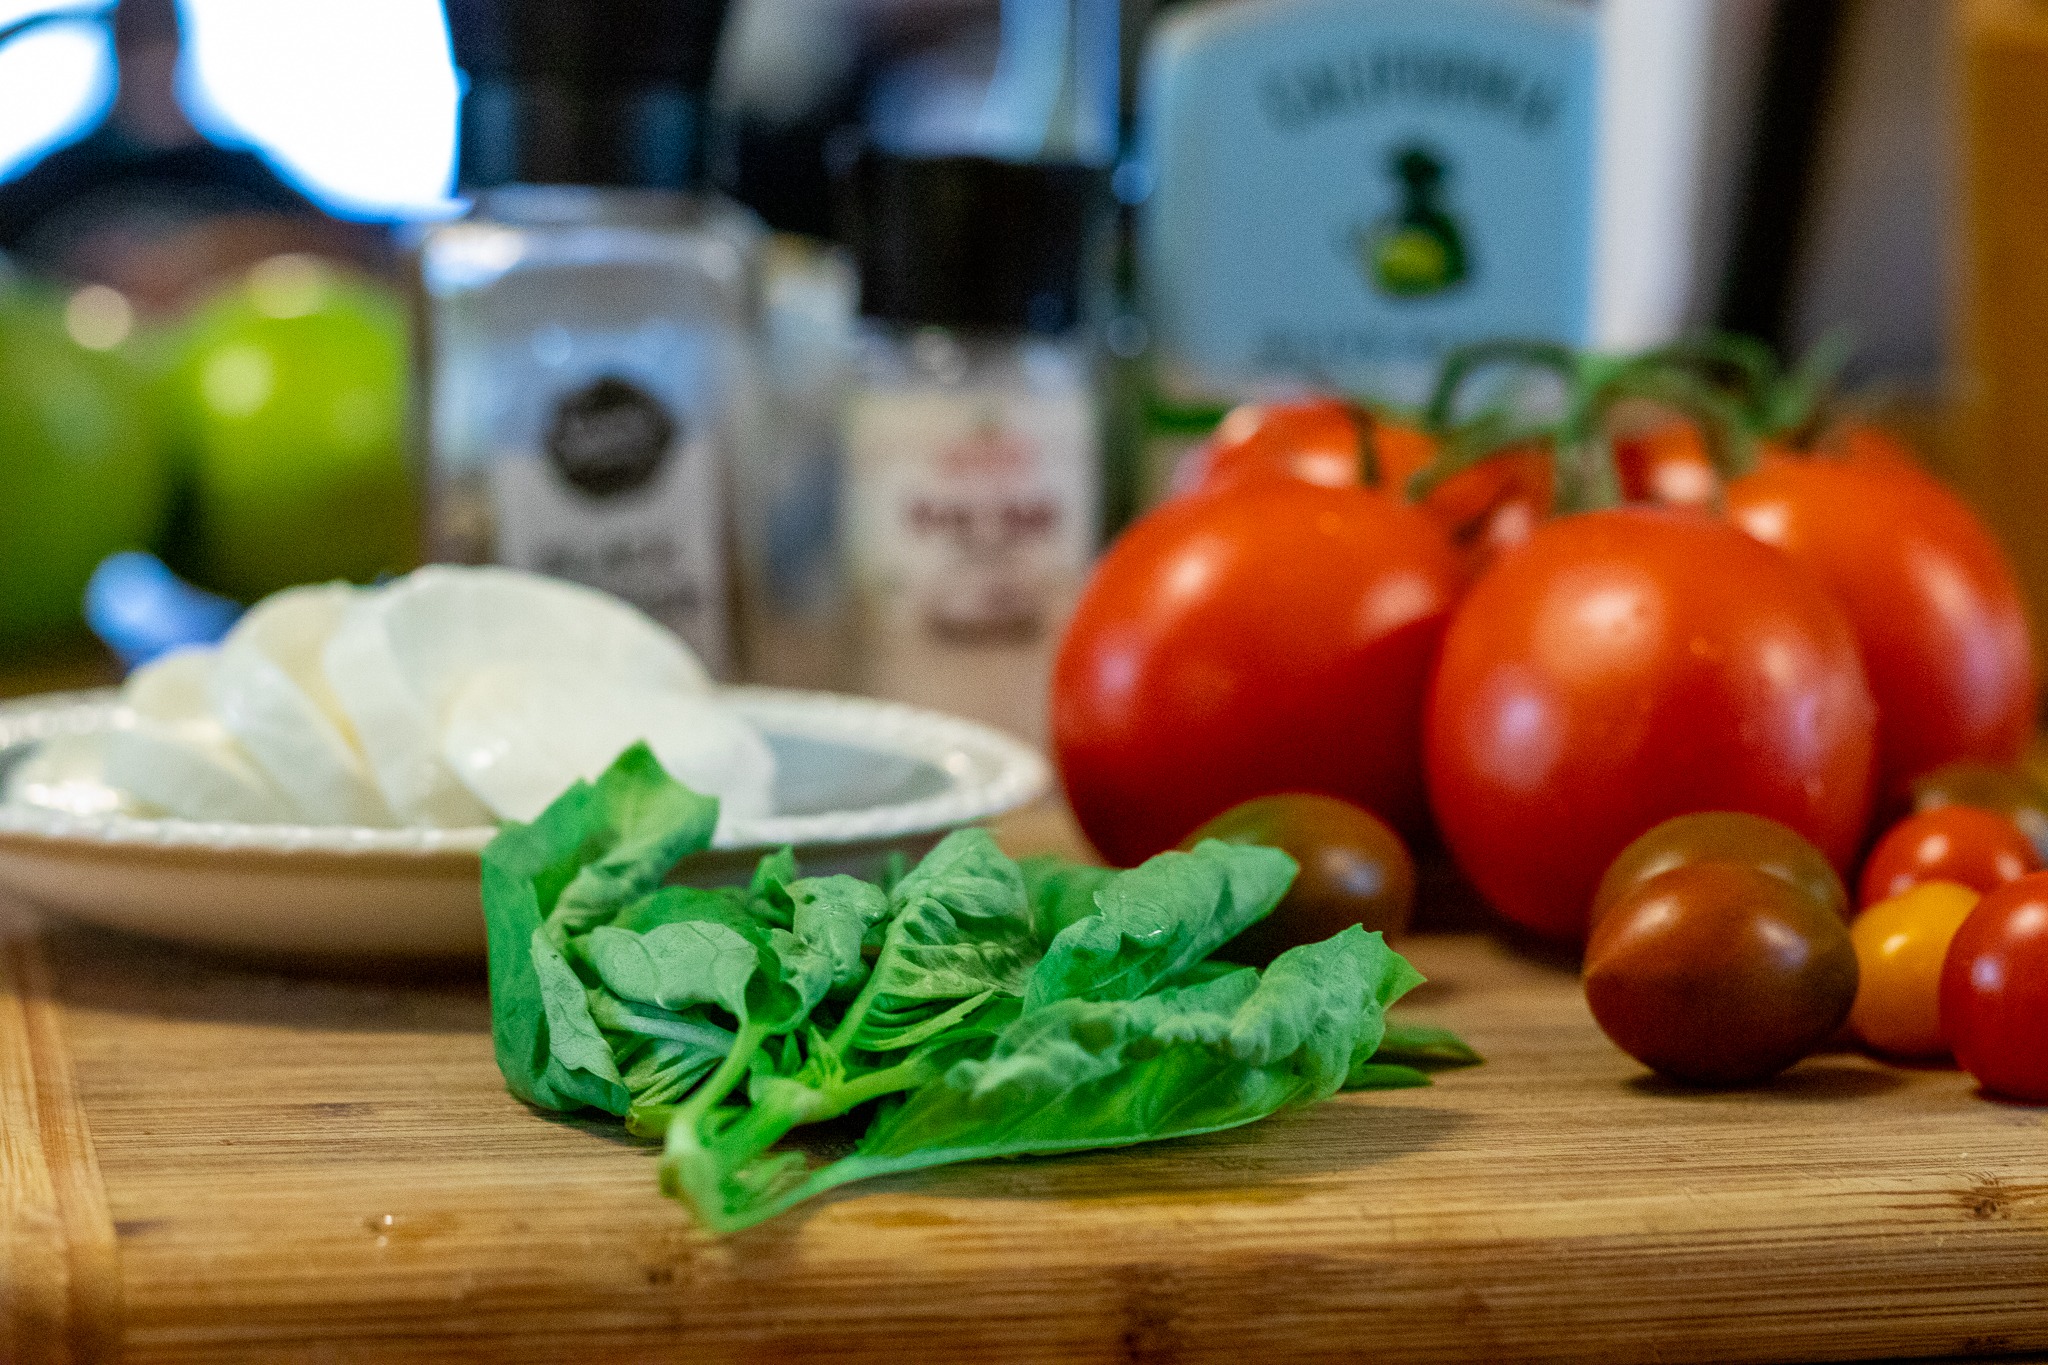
[{"left": 84, "top": 552, "right": 242, "bottom": 670}]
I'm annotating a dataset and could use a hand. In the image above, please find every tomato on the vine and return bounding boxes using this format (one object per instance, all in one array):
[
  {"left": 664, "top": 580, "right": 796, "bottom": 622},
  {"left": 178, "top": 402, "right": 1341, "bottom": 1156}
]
[
  {"left": 1940, "top": 871, "right": 2048, "bottom": 1102},
  {"left": 1426, "top": 506, "right": 1877, "bottom": 939},
  {"left": 1857, "top": 806, "right": 2039, "bottom": 907},
  {"left": 1612, "top": 378, "right": 2035, "bottom": 805},
  {"left": 1727, "top": 454, "right": 2037, "bottom": 802},
  {"left": 1179, "top": 396, "right": 1551, "bottom": 573},
  {"left": 1179, "top": 398, "right": 1434, "bottom": 497},
  {"left": 1053, "top": 479, "right": 1464, "bottom": 867}
]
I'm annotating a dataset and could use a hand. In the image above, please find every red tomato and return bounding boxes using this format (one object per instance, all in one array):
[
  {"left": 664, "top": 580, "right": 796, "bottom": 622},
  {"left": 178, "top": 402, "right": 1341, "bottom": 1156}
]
[
  {"left": 1857, "top": 806, "right": 2040, "bottom": 907},
  {"left": 1419, "top": 445, "right": 1554, "bottom": 573},
  {"left": 1053, "top": 480, "right": 1464, "bottom": 867},
  {"left": 1179, "top": 397, "right": 1551, "bottom": 574},
  {"left": 1179, "top": 398, "right": 1435, "bottom": 497},
  {"left": 1619, "top": 420, "right": 2037, "bottom": 803},
  {"left": 1727, "top": 454, "right": 2037, "bottom": 803},
  {"left": 1426, "top": 506, "right": 1877, "bottom": 939},
  {"left": 1614, "top": 422, "right": 1718, "bottom": 509},
  {"left": 1939, "top": 870, "right": 2048, "bottom": 1102}
]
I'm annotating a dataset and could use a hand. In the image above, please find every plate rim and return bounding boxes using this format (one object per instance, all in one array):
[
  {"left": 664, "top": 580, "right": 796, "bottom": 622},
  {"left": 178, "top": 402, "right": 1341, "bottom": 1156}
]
[{"left": 0, "top": 685, "right": 1051, "bottom": 859}]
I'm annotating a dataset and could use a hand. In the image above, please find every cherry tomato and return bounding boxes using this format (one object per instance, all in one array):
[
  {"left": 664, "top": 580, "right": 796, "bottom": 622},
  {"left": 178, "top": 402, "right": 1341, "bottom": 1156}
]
[
  {"left": 1857, "top": 806, "right": 2039, "bottom": 908},
  {"left": 1184, "top": 792, "right": 1415, "bottom": 962},
  {"left": 1054, "top": 481, "right": 1464, "bottom": 867},
  {"left": 1727, "top": 454, "right": 2037, "bottom": 803},
  {"left": 1939, "top": 871, "right": 2048, "bottom": 1102},
  {"left": 1848, "top": 880, "right": 1979, "bottom": 1058},
  {"left": 1593, "top": 811, "right": 1847, "bottom": 930},
  {"left": 1584, "top": 861, "right": 1860, "bottom": 1086},
  {"left": 1912, "top": 761, "right": 2048, "bottom": 863},
  {"left": 1426, "top": 506, "right": 1877, "bottom": 939}
]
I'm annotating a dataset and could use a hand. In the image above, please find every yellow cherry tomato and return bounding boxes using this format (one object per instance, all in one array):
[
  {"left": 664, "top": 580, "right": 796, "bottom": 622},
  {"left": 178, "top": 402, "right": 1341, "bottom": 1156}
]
[{"left": 1848, "top": 881, "right": 1979, "bottom": 1058}]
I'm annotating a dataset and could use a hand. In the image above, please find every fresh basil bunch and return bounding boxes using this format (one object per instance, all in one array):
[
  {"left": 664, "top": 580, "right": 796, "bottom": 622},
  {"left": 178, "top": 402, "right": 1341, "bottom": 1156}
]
[{"left": 483, "top": 744, "right": 1476, "bottom": 1234}]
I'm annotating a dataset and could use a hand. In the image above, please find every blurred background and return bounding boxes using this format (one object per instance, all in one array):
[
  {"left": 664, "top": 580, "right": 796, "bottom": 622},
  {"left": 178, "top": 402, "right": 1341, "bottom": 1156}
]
[{"left": 0, "top": 0, "right": 2038, "bottom": 740}]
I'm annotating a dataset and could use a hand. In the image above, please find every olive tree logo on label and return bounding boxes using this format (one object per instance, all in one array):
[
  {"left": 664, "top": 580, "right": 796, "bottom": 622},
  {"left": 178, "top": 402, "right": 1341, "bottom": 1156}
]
[
  {"left": 546, "top": 376, "right": 677, "bottom": 498},
  {"left": 1353, "top": 145, "right": 1469, "bottom": 299}
]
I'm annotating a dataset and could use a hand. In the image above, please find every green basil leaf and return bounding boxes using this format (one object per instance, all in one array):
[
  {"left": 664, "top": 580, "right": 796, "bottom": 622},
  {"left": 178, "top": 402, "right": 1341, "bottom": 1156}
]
[
  {"left": 612, "top": 884, "right": 750, "bottom": 935},
  {"left": 1021, "top": 841, "right": 1296, "bottom": 1011},
  {"left": 746, "top": 846, "right": 800, "bottom": 929},
  {"left": 543, "top": 743, "right": 720, "bottom": 942},
  {"left": 1371, "top": 1020, "right": 1483, "bottom": 1071},
  {"left": 614, "top": 1027, "right": 731, "bottom": 1107},
  {"left": 582, "top": 920, "right": 759, "bottom": 1018},
  {"left": 841, "top": 829, "right": 1038, "bottom": 1052},
  {"left": 481, "top": 850, "right": 626, "bottom": 1113},
  {"left": 527, "top": 924, "right": 631, "bottom": 1114},
  {"left": 482, "top": 743, "right": 717, "bottom": 1113},
  {"left": 788, "top": 874, "right": 892, "bottom": 998},
  {"left": 1019, "top": 855, "right": 1115, "bottom": 943},
  {"left": 669, "top": 928, "right": 1428, "bottom": 1231},
  {"left": 1343, "top": 1062, "right": 1434, "bottom": 1090}
]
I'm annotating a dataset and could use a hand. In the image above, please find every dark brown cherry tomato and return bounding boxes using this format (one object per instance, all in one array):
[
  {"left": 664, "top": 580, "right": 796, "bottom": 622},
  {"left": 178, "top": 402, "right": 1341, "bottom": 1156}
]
[
  {"left": 1857, "top": 806, "right": 2040, "bottom": 908},
  {"left": 1940, "top": 870, "right": 2048, "bottom": 1103},
  {"left": 1583, "top": 862, "right": 1859, "bottom": 1086},
  {"left": 1912, "top": 761, "right": 2048, "bottom": 863},
  {"left": 1591, "top": 811, "right": 1848, "bottom": 930},
  {"left": 1183, "top": 792, "right": 1415, "bottom": 963}
]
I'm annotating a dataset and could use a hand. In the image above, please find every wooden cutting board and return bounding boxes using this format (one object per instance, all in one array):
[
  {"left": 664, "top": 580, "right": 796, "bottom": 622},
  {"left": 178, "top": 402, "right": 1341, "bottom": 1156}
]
[{"left": 3, "top": 808, "right": 2046, "bottom": 1365}]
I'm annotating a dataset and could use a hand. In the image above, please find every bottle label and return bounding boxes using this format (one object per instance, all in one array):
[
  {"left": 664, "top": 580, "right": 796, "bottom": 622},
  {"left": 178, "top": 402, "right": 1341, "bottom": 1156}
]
[
  {"left": 843, "top": 384, "right": 1096, "bottom": 739},
  {"left": 1138, "top": 0, "right": 1598, "bottom": 402},
  {"left": 490, "top": 367, "right": 730, "bottom": 675}
]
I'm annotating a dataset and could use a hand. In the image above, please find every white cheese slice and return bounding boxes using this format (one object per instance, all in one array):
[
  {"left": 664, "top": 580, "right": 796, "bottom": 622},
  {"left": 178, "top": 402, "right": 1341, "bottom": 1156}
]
[
  {"left": 104, "top": 648, "right": 291, "bottom": 823},
  {"left": 440, "top": 662, "right": 774, "bottom": 829},
  {"left": 209, "top": 582, "right": 394, "bottom": 826}
]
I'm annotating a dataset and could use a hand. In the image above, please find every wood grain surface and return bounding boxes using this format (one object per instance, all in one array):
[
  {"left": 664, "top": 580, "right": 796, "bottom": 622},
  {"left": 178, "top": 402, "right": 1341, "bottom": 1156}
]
[
  {"left": 2, "top": 807, "right": 2046, "bottom": 1363},
  {"left": 0, "top": 906, "right": 120, "bottom": 1365}
]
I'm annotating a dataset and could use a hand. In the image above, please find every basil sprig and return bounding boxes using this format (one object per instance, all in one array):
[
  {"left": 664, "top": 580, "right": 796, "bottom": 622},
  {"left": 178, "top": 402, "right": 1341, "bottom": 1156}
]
[{"left": 483, "top": 744, "right": 1477, "bottom": 1234}]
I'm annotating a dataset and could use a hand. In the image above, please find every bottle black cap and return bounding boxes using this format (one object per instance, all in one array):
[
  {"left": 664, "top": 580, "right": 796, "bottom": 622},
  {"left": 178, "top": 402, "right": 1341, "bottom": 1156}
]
[
  {"left": 845, "top": 152, "right": 1104, "bottom": 335},
  {"left": 444, "top": 0, "right": 731, "bottom": 190}
]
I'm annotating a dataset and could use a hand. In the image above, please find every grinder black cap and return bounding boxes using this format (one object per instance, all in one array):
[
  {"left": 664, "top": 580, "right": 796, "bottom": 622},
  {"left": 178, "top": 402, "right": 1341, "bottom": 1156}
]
[
  {"left": 444, "top": 0, "right": 731, "bottom": 190},
  {"left": 845, "top": 151, "right": 1104, "bottom": 335}
]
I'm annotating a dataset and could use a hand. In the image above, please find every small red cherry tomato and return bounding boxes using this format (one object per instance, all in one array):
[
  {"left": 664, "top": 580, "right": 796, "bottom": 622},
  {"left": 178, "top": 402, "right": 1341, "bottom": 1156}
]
[
  {"left": 1939, "top": 870, "right": 2048, "bottom": 1102},
  {"left": 1857, "top": 806, "right": 2040, "bottom": 908}
]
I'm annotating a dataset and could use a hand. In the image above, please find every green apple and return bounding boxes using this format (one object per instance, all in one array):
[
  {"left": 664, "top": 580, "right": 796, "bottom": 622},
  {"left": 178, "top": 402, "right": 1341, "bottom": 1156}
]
[
  {"left": 168, "top": 255, "right": 417, "bottom": 600},
  {"left": 0, "top": 290, "right": 169, "bottom": 644}
]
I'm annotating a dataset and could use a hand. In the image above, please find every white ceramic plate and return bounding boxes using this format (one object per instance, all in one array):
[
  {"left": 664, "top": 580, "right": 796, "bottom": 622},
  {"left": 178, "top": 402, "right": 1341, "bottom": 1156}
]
[{"left": 0, "top": 687, "right": 1049, "bottom": 960}]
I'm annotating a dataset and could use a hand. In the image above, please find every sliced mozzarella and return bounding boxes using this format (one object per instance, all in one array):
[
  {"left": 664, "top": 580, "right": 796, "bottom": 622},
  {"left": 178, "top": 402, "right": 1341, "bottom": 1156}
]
[
  {"left": 441, "top": 663, "right": 775, "bottom": 828},
  {"left": 4, "top": 734, "right": 127, "bottom": 815},
  {"left": 209, "top": 582, "right": 394, "bottom": 827},
  {"left": 323, "top": 566, "right": 707, "bottom": 826},
  {"left": 105, "top": 648, "right": 290, "bottom": 823},
  {"left": 320, "top": 592, "right": 492, "bottom": 827}
]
